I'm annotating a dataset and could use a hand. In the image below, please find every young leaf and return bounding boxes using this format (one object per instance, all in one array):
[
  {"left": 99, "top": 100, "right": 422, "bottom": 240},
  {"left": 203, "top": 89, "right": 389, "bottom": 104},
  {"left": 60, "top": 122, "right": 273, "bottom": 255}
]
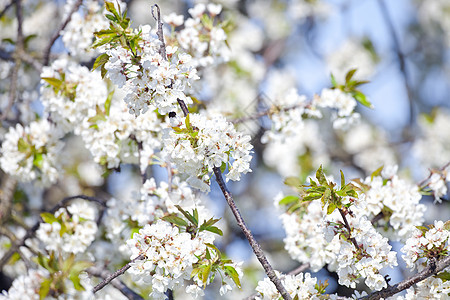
[
  {"left": 41, "top": 77, "right": 63, "bottom": 90},
  {"left": 315, "top": 165, "right": 327, "bottom": 185},
  {"left": 345, "top": 69, "right": 357, "bottom": 83},
  {"left": 330, "top": 73, "right": 337, "bottom": 87},
  {"left": 161, "top": 214, "right": 188, "bottom": 227},
  {"left": 340, "top": 170, "right": 345, "bottom": 188},
  {"left": 352, "top": 90, "right": 373, "bottom": 108},
  {"left": 92, "top": 53, "right": 110, "bottom": 72},
  {"left": 370, "top": 166, "right": 384, "bottom": 180},
  {"left": 39, "top": 278, "right": 52, "bottom": 300},
  {"left": 104, "top": 90, "right": 114, "bottom": 116},
  {"left": 224, "top": 265, "right": 242, "bottom": 288},
  {"left": 279, "top": 195, "right": 299, "bottom": 206},
  {"left": 17, "top": 138, "right": 30, "bottom": 153},
  {"left": 175, "top": 205, "right": 198, "bottom": 226},
  {"left": 41, "top": 212, "right": 58, "bottom": 224},
  {"left": 284, "top": 176, "right": 302, "bottom": 188}
]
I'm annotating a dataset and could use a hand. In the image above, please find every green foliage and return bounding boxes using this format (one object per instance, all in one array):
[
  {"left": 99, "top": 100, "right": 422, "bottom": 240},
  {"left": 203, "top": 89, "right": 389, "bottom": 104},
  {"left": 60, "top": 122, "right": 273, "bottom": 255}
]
[
  {"left": 191, "top": 244, "right": 241, "bottom": 290},
  {"left": 330, "top": 69, "right": 373, "bottom": 109},
  {"left": 92, "top": 1, "right": 143, "bottom": 77},
  {"left": 281, "top": 165, "right": 360, "bottom": 215},
  {"left": 161, "top": 205, "right": 223, "bottom": 237},
  {"left": 35, "top": 252, "right": 93, "bottom": 299}
]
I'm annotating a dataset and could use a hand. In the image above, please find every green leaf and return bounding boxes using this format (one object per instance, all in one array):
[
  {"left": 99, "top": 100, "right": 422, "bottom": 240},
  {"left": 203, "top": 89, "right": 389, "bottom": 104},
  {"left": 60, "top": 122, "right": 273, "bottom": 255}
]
[
  {"left": 352, "top": 90, "right": 373, "bottom": 108},
  {"left": 104, "top": 90, "right": 114, "bottom": 116},
  {"left": 315, "top": 165, "right": 327, "bottom": 185},
  {"left": 104, "top": 1, "right": 120, "bottom": 20},
  {"left": 161, "top": 215, "right": 188, "bottom": 227},
  {"left": 220, "top": 161, "right": 227, "bottom": 173},
  {"left": 185, "top": 114, "right": 192, "bottom": 131},
  {"left": 340, "top": 170, "right": 345, "bottom": 188},
  {"left": 370, "top": 166, "right": 384, "bottom": 180},
  {"left": 345, "top": 69, "right": 357, "bottom": 83},
  {"left": 104, "top": 13, "right": 117, "bottom": 22},
  {"left": 39, "top": 278, "right": 52, "bottom": 300},
  {"left": 92, "top": 36, "right": 117, "bottom": 49},
  {"left": 41, "top": 77, "right": 63, "bottom": 90},
  {"left": 41, "top": 212, "right": 58, "bottom": 224},
  {"left": 203, "top": 226, "right": 223, "bottom": 236},
  {"left": 175, "top": 205, "right": 198, "bottom": 226},
  {"left": 435, "top": 271, "right": 450, "bottom": 281},
  {"left": 327, "top": 202, "right": 337, "bottom": 215},
  {"left": 70, "top": 261, "right": 93, "bottom": 277},
  {"left": 224, "top": 265, "right": 242, "bottom": 288},
  {"left": 303, "top": 193, "right": 322, "bottom": 201},
  {"left": 92, "top": 53, "right": 110, "bottom": 71},
  {"left": 284, "top": 176, "right": 302, "bottom": 188},
  {"left": 279, "top": 195, "right": 299, "bottom": 206},
  {"left": 33, "top": 153, "right": 44, "bottom": 168},
  {"left": 17, "top": 138, "right": 30, "bottom": 153},
  {"left": 330, "top": 73, "right": 337, "bottom": 87},
  {"left": 201, "top": 264, "right": 212, "bottom": 287}
]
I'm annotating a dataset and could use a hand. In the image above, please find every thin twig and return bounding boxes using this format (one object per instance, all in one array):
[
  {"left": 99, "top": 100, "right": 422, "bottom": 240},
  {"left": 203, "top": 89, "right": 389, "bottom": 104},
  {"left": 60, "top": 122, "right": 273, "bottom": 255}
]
[
  {"left": 87, "top": 265, "right": 144, "bottom": 299},
  {"left": 43, "top": 0, "right": 83, "bottom": 66},
  {"left": 376, "top": 0, "right": 414, "bottom": 126},
  {"left": 361, "top": 255, "right": 450, "bottom": 300},
  {"left": 93, "top": 254, "right": 145, "bottom": 293},
  {"left": 0, "top": 195, "right": 106, "bottom": 270},
  {"left": 151, "top": 4, "right": 167, "bottom": 60},
  {"left": 0, "top": 0, "right": 13, "bottom": 19},
  {"left": 213, "top": 167, "right": 292, "bottom": 300},
  {"left": 0, "top": 0, "right": 24, "bottom": 121},
  {"left": 0, "top": 175, "right": 17, "bottom": 225}
]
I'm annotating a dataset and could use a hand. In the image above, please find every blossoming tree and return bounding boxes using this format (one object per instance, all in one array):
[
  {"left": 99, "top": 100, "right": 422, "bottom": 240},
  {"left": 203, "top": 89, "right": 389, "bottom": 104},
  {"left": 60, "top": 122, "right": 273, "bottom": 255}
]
[{"left": 0, "top": 0, "right": 449, "bottom": 299}]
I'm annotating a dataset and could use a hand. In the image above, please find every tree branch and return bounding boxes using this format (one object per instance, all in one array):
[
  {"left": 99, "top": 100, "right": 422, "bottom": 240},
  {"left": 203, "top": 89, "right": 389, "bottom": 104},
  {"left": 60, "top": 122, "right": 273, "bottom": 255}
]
[
  {"left": 361, "top": 255, "right": 450, "bottom": 300},
  {"left": 43, "top": 0, "right": 83, "bottom": 66},
  {"left": 376, "top": 0, "right": 415, "bottom": 126},
  {"left": 92, "top": 254, "right": 145, "bottom": 293},
  {"left": 151, "top": 4, "right": 167, "bottom": 60},
  {"left": 213, "top": 167, "right": 292, "bottom": 300},
  {"left": 87, "top": 265, "right": 144, "bottom": 299}
]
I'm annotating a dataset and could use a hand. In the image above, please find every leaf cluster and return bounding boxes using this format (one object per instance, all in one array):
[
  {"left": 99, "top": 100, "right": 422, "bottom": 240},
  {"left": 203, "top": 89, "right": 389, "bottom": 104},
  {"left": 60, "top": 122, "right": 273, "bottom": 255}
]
[
  {"left": 331, "top": 68, "right": 373, "bottom": 109},
  {"left": 191, "top": 243, "right": 241, "bottom": 290},
  {"left": 281, "top": 166, "right": 360, "bottom": 215},
  {"left": 92, "top": 1, "right": 142, "bottom": 78},
  {"left": 161, "top": 205, "right": 223, "bottom": 237},
  {"left": 35, "top": 252, "right": 92, "bottom": 299}
]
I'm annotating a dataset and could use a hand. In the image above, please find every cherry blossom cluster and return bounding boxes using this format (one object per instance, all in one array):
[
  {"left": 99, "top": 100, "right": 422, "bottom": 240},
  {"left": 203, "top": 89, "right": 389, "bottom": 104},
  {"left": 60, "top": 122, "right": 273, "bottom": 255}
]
[
  {"left": 275, "top": 197, "right": 337, "bottom": 272},
  {"left": 355, "top": 167, "right": 426, "bottom": 241},
  {"left": 316, "top": 88, "right": 360, "bottom": 129},
  {"left": 164, "top": 3, "right": 230, "bottom": 67},
  {"left": 162, "top": 113, "right": 253, "bottom": 191},
  {"left": 260, "top": 88, "right": 322, "bottom": 143},
  {"left": 36, "top": 200, "right": 98, "bottom": 254},
  {"left": 323, "top": 213, "right": 398, "bottom": 290},
  {"left": 104, "top": 176, "right": 201, "bottom": 252},
  {"left": 0, "top": 269, "right": 49, "bottom": 300},
  {"left": 0, "top": 119, "right": 63, "bottom": 187},
  {"left": 61, "top": 0, "right": 110, "bottom": 61},
  {"left": 401, "top": 220, "right": 449, "bottom": 271},
  {"left": 255, "top": 271, "right": 323, "bottom": 300},
  {"left": 40, "top": 58, "right": 108, "bottom": 134},
  {"left": 78, "top": 98, "right": 162, "bottom": 170},
  {"left": 397, "top": 276, "right": 450, "bottom": 299},
  {"left": 98, "top": 24, "right": 199, "bottom": 117},
  {"left": 126, "top": 219, "right": 239, "bottom": 299}
]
